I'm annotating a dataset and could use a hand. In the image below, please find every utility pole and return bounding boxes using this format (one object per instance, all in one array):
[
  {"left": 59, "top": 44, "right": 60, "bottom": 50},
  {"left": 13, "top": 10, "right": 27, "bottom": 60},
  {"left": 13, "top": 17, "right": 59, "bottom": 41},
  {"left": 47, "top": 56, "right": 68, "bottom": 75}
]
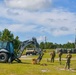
[
  {"left": 75, "top": 29, "right": 76, "bottom": 49},
  {"left": 45, "top": 36, "right": 47, "bottom": 49}
]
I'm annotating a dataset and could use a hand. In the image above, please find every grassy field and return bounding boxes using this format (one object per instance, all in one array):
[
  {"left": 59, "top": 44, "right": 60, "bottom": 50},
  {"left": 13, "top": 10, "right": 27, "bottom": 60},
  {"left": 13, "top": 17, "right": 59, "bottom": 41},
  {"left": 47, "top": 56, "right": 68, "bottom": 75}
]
[{"left": 0, "top": 49, "right": 76, "bottom": 75}]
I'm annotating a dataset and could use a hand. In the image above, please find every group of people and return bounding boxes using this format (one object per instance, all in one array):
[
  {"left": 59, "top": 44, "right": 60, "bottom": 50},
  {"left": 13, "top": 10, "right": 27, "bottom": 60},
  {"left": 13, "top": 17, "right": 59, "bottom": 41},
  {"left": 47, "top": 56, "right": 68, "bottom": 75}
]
[{"left": 50, "top": 50, "right": 72, "bottom": 70}]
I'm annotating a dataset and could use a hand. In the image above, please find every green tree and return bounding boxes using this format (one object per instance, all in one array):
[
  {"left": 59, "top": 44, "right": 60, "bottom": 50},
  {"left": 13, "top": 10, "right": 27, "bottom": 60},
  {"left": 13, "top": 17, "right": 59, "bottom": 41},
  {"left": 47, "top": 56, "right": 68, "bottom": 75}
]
[
  {"left": 13, "top": 36, "right": 20, "bottom": 49},
  {"left": 66, "top": 42, "right": 75, "bottom": 48},
  {"left": 45, "top": 42, "right": 53, "bottom": 49},
  {"left": 40, "top": 42, "right": 45, "bottom": 49},
  {"left": 0, "top": 29, "right": 20, "bottom": 49},
  {"left": 1, "top": 29, "right": 14, "bottom": 41}
]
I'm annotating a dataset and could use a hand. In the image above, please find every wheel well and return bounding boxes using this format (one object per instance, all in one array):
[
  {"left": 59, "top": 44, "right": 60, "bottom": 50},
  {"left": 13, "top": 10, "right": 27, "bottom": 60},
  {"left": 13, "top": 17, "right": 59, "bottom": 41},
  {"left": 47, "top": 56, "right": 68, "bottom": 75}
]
[{"left": 0, "top": 51, "right": 9, "bottom": 54}]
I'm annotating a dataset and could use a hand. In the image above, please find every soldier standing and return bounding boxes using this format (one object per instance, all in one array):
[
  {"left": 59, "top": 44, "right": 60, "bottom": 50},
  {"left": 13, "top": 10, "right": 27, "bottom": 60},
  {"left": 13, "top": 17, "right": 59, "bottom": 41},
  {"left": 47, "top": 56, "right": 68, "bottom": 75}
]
[
  {"left": 58, "top": 50, "right": 63, "bottom": 65},
  {"left": 65, "top": 51, "right": 72, "bottom": 70},
  {"left": 50, "top": 51, "right": 56, "bottom": 63}
]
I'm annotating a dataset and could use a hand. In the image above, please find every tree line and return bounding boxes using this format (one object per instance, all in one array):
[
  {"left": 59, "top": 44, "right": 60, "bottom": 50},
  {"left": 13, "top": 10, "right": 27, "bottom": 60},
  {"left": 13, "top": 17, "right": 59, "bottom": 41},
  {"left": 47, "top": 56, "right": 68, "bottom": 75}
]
[
  {"left": 40, "top": 42, "right": 75, "bottom": 49},
  {"left": 0, "top": 29, "right": 75, "bottom": 49}
]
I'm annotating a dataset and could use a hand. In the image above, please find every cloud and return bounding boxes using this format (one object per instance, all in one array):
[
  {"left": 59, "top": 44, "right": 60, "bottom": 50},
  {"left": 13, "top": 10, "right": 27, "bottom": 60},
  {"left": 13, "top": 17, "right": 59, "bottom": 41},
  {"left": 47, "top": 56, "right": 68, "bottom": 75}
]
[
  {"left": 4, "top": 0, "right": 52, "bottom": 11},
  {"left": 0, "top": 1, "right": 76, "bottom": 37},
  {"left": 0, "top": 24, "right": 37, "bottom": 33}
]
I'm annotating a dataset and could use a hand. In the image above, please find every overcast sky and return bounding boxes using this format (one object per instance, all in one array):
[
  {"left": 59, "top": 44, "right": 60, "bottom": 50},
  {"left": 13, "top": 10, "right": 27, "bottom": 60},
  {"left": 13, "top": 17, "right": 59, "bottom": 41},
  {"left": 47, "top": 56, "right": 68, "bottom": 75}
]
[{"left": 0, "top": 0, "right": 76, "bottom": 44}]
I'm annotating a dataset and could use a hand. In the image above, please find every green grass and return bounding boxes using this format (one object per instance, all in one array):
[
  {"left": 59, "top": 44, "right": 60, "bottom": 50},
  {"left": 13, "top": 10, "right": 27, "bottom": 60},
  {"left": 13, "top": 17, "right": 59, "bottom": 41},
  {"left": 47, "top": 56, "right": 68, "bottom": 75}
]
[{"left": 0, "top": 49, "right": 76, "bottom": 75}]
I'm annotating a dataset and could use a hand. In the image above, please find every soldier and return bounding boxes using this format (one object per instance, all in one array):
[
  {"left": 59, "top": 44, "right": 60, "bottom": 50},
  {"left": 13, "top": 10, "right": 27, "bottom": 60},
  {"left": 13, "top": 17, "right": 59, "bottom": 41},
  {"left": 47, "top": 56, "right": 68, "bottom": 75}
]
[
  {"left": 65, "top": 51, "right": 72, "bottom": 70},
  {"left": 58, "top": 50, "right": 63, "bottom": 65},
  {"left": 50, "top": 51, "right": 56, "bottom": 63}
]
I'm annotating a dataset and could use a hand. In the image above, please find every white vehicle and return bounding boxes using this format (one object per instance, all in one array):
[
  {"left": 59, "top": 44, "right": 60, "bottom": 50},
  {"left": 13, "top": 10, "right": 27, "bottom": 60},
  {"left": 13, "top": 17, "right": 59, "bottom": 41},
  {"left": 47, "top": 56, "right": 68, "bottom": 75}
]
[{"left": 26, "top": 48, "right": 38, "bottom": 55}]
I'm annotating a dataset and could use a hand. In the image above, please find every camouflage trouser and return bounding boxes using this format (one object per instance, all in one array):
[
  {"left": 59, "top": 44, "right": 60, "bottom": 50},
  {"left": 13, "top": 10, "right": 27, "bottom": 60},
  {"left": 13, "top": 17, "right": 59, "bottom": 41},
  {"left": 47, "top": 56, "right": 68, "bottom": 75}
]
[
  {"left": 51, "top": 57, "right": 54, "bottom": 62},
  {"left": 59, "top": 56, "right": 61, "bottom": 64},
  {"left": 59, "top": 57, "right": 61, "bottom": 61},
  {"left": 65, "top": 62, "right": 70, "bottom": 69}
]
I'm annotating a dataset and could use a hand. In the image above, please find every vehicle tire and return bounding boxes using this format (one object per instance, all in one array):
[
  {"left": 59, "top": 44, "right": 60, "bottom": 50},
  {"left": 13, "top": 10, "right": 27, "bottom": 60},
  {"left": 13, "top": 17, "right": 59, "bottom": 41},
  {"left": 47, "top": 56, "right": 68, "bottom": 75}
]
[
  {"left": 34, "top": 53, "right": 36, "bottom": 55},
  {"left": 0, "top": 53, "right": 8, "bottom": 63}
]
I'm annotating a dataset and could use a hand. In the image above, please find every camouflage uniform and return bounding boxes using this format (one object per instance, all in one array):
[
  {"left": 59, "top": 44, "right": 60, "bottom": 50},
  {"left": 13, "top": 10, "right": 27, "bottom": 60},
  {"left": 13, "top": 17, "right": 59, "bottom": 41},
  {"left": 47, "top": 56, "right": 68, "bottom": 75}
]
[
  {"left": 58, "top": 51, "right": 63, "bottom": 65},
  {"left": 65, "top": 51, "right": 72, "bottom": 69},
  {"left": 50, "top": 51, "right": 56, "bottom": 62}
]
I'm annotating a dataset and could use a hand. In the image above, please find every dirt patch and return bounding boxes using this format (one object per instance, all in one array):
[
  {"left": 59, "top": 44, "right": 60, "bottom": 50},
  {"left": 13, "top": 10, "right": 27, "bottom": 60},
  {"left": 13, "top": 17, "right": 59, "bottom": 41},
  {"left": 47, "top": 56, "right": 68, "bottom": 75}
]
[{"left": 41, "top": 69, "right": 50, "bottom": 72}]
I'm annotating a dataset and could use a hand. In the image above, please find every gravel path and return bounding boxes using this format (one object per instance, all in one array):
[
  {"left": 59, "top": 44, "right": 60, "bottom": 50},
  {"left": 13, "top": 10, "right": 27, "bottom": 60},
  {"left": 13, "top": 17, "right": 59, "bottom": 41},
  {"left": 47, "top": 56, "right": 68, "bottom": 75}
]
[{"left": 20, "top": 55, "right": 76, "bottom": 60}]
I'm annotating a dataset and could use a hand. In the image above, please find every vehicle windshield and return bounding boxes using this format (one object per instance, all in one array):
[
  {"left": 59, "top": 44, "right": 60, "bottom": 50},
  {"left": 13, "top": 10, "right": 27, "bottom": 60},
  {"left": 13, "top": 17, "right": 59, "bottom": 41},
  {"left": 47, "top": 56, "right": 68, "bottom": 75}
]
[{"left": 0, "top": 41, "right": 7, "bottom": 49}]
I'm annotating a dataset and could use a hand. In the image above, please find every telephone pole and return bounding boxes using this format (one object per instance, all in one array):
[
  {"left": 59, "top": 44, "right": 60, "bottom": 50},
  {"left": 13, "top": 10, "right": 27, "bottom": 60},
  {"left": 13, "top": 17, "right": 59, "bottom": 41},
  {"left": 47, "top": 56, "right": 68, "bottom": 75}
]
[
  {"left": 75, "top": 28, "right": 76, "bottom": 49},
  {"left": 45, "top": 36, "right": 47, "bottom": 49}
]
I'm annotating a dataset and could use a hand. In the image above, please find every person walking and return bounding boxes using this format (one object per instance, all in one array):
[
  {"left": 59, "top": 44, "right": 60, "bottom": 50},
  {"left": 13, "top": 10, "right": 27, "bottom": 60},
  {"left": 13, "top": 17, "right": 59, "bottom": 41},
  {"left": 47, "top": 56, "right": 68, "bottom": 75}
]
[
  {"left": 50, "top": 51, "right": 56, "bottom": 63},
  {"left": 65, "top": 51, "right": 72, "bottom": 70}
]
